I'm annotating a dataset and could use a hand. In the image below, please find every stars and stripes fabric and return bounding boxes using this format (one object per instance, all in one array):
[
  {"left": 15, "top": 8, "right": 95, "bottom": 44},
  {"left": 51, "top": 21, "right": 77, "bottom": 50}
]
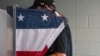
[{"left": 7, "top": 6, "right": 65, "bottom": 56}]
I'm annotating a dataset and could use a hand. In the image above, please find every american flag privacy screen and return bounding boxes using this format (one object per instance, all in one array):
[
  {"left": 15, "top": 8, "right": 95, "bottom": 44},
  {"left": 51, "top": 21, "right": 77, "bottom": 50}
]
[{"left": 7, "top": 6, "right": 65, "bottom": 56}]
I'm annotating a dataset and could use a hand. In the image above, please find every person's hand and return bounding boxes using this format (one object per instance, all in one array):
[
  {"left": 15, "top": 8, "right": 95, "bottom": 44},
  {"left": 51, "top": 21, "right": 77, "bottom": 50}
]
[
  {"left": 49, "top": 52, "right": 66, "bottom": 56},
  {"left": 54, "top": 11, "right": 62, "bottom": 17},
  {"left": 45, "top": 5, "right": 62, "bottom": 17},
  {"left": 45, "top": 5, "right": 53, "bottom": 11}
]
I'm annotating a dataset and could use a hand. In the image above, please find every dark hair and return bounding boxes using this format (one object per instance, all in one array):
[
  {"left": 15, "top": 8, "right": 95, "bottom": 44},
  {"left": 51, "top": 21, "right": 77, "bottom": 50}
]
[{"left": 29, "top": 0, "right": 56, "bottom": 10}]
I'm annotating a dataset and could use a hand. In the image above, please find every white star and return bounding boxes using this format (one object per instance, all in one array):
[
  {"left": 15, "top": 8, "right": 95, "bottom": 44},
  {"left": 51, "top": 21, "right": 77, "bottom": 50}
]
[
  {"left": 41, "top": 14, "right": 48, "bottom": 21},
  {"left": 17, "top": 14, "right": 24, "bottom": 21}
]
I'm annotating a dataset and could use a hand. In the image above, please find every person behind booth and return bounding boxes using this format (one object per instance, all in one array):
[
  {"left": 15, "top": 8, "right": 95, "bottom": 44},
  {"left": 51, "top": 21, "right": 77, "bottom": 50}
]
[{"left": 29, "top": 0, "right": 72, "bottom": 56}]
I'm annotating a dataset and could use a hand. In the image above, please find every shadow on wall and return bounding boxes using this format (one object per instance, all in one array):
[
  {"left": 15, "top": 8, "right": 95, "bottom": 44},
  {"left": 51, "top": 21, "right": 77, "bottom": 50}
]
[{"left": 7, "top": 50, "right": 13, "bottom": 56}]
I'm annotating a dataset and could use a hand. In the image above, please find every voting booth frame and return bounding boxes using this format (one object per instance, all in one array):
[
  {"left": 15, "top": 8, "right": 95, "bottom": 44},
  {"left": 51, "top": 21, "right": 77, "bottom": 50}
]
[{"left": 7, "top": 4, "right": 16, "bottom": 56}]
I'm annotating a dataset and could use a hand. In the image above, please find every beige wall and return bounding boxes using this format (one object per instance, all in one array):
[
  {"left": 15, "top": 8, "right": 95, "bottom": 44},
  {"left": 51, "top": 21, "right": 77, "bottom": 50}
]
[
  {"left": 66, "top": 0, "right": 100, "bottom": 56},
  {"left": 0, "top": 0, "right": 13, "bottom": 9}
]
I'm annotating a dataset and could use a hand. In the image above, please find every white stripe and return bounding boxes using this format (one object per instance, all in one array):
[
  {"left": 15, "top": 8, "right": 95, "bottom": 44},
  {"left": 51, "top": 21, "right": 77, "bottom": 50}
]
[{"left": 16, "top": 22, "right": 65, "bottom": 51}]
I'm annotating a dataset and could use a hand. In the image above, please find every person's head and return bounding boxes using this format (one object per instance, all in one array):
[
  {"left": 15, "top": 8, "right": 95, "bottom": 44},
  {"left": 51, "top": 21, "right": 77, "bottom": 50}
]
[{"left": 29, "top": 0, "right": 56, "bottom": 10}]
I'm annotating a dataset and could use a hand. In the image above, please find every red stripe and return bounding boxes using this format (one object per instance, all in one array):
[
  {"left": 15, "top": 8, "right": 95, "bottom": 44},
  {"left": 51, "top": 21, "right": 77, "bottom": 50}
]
[{"left": 16, "top": 45, "right": 48, "bottom": 56}]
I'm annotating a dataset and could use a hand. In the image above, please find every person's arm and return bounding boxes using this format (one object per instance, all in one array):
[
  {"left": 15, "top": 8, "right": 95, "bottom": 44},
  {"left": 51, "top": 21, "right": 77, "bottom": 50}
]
[{"left": 50, "top": 52, "right": 66, "bottom": 56}]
